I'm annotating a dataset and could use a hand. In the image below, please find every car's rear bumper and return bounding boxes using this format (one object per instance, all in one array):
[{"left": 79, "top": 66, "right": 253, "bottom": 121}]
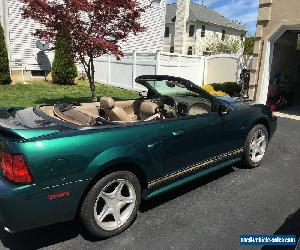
[
  {"left": 0, "top": 176, "right": 89, "bottom": 233},
  {"left": 0, "top": 177, "right": 35, "bottom": 232}
]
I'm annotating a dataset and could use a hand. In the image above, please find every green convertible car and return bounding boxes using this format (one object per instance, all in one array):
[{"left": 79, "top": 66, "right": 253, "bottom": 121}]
[{"left": 0, "top": 75, "right": 277, "bottom": 238}]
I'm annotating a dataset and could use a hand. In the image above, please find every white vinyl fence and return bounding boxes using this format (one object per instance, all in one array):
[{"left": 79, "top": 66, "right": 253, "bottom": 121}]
[{"left": 93, "top": 52, "right": 250, "bottom": 91}]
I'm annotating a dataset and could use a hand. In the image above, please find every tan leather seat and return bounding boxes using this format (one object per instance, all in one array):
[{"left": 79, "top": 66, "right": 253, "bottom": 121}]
[
  {"left": 114, "top": 100, "right": 137, "bottom": 120},
  {"left": 100, "top": 97, "right": 132, "bottom": 122},
  {"left": 140, "top": 102, "right": 160, "bottom": 121}
]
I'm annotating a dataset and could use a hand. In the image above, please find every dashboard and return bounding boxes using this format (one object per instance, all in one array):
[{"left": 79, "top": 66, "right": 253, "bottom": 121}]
[{"left": 163, "top": 95, "right": 212, "bottom": 117}]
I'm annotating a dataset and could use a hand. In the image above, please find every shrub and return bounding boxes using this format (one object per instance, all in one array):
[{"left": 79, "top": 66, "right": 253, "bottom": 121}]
[
  {"left": 202, "top": 84, "right": 228, "bottom": 96},
  {"left": 52, "top": 33, "right": 77, "bottom": 85},
  {"left": 0, "top": 23, "right": 11, "bottom": 85},
  {"left": 244, "top": 37, "right": 255, "bottom": 55},
  {"left": 210, "top": 82, "right": 241, "bottom": 97}
]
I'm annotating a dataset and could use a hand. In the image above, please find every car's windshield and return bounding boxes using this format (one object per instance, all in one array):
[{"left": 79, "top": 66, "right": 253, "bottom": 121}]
[{"left": 147, "top": 80, "right": 197, "bottom": 96}]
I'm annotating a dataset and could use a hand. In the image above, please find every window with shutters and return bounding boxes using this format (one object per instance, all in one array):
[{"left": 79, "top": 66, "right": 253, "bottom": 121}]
[
  {"left": 165, "top": 27, "right": 170, "bottom": 38},
  {"left": 222, "top": 30, "right": 226, "bottom": 41},
  {"left": 189, "top": 25, "right": 195, "bottom": 37},
  {"left": 201, "top": 25, "right": 206, "bottom": 37}
]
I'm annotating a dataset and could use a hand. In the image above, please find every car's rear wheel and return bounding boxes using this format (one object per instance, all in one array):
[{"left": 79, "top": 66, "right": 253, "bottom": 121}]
[
  {"left": 243, "top": 124, "right": 269, "bottom": 168},
  {"left": 80, "top": 171, "right": 141, "bottom": 238}
]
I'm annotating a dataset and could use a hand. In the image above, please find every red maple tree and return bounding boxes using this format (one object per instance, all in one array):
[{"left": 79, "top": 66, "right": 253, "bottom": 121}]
[{"left": 20, "top": 0, "right": 148, "bottom": 100}]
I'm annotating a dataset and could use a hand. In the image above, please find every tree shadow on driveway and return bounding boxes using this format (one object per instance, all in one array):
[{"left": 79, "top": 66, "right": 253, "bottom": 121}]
[
  {"left": 0, "top": 166, "right": 236, "bottom": 250},
  {"left": 261, "top": 209, "right": 300, "bottom": 250}
]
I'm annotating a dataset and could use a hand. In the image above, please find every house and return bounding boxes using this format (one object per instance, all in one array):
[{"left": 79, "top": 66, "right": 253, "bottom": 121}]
[
  {"left": 164, "top": 0, "right": 245, "bottom": 55},
  {"left": 250, "top": 0, "right": 300, "bottom": 106},
  {"left": 0, "top": 0, "right": 166, "bottom": 82}
]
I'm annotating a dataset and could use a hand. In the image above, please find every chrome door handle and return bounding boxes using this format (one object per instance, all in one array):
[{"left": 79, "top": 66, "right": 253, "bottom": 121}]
[
  {"left": 172, "top": 130, "right": 184, "bottom": 137},
  {"left": 148, "top": 141, "right": 162, "bottom": 149}
]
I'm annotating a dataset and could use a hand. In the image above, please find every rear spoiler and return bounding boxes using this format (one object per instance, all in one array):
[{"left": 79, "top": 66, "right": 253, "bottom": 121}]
[
  {"left": 0, "top": 108, "right": 25, "bottom": 139},
  {"left": 0, "top": 126, "right": 24, "bottom": 139}
]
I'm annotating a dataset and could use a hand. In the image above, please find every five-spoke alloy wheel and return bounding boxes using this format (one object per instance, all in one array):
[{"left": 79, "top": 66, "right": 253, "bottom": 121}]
[
  {"left": 94, "top": 179, "right": 136, "bottom": 231},
  {"left": 80, "top": 171, "right": 141, "bottom": 238},
  {"left": 249, "top": 130, "right": 267, "bottom": 164},
  {"left": 243, "top": 124, "right": 269, "bottom": 168}
]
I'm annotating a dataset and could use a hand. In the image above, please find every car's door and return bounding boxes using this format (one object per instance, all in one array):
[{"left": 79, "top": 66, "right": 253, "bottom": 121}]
[{"left": 162, "top": 101, "right": 245, "bottom": 176}]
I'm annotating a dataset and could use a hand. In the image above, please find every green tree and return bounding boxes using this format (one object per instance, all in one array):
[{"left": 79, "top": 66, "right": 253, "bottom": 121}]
[
  {"left": 243, "top": 36, "right": 255, "bottom": 55},
  {"left": 52, "top": 33, "right": 77, "bottom": 85},
  {"left": 21, "top": 0, "right": 147, "bottom": 101},
  {"left": 0, "top": 23, "right": 11, "bottom": 85}
]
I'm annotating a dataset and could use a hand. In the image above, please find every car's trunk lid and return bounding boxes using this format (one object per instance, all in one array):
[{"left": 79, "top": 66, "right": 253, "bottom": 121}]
[{"left": 0, "top": 107, "right": 61, "bottom": 140}]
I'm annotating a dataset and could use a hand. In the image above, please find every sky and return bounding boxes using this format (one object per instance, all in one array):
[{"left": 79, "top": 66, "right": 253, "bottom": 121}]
[{"left": 167, "top": 0, "right": 259, "bottom": 35}]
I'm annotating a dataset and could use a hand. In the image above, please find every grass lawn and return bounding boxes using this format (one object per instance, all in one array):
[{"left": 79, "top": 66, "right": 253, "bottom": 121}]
[{"left": 0, "top": 81, "right": 139, "bottom": 107}]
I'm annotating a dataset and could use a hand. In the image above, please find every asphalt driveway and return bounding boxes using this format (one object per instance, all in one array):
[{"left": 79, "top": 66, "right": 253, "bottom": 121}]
[{"left": 0, "top": 117, "right": 299, "bottom": 250}]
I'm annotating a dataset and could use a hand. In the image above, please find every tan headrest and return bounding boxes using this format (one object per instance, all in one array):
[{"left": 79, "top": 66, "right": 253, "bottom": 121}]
[
  {"left": 100, "top": 97, "right": 115, "bottom": 109},
  {"left": 140, "top": 102, "right": 159, "bottom": 115}
]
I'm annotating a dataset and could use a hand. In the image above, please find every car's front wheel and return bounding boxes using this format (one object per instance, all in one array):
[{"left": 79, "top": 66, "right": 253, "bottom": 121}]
[
  {"left": 80, "top": 171, "right": 141, "bottom": 238},
  {"left": 243, "top": 124, "right": 269, "bottom": 168}
]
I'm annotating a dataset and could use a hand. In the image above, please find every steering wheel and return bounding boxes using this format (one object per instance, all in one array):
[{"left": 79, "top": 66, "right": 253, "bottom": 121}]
[{"left": 162, "top": 95, "right": 178, "bottom": 117}]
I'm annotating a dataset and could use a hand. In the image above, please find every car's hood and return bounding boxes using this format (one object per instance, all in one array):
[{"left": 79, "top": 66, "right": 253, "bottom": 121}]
[{"left": 216, "top": 96, "right": 255, "bottom": 109}]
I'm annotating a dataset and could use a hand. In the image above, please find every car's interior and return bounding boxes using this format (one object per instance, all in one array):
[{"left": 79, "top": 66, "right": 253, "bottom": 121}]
[{"left": 38, "top": 79, "right": 215, "bottom": 126}]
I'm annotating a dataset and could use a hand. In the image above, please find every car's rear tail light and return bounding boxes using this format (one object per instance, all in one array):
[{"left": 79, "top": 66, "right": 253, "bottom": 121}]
[
  {"left": 0, "top": 152, "right": 32, "bottom": 184},
  {"left": 1, "top": 152, "right": 14, "bottom": 181}
]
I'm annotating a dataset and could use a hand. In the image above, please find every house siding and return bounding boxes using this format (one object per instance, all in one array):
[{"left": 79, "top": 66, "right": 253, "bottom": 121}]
[
  {"left": 0, "top": 0, "right": 11, "bottom": 65},
  {"left": 2, "top": 0, "right": 166, "bottom": 79},
  {"left": 120, "top": 0, "right": 166, "bottom": 53},
  {"left": 7, "top": 0, "right": 53, "bottom": 71}
]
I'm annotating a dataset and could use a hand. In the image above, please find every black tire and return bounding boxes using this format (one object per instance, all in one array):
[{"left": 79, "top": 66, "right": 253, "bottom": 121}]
[
  {"left": 80, "top": 171, "right": 141, "bottom": 239},
  {"left": 242, "top": 124, "right": 269, "bottom": 168}
]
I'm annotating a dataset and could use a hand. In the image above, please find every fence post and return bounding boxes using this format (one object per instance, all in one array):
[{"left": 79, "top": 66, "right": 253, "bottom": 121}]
[
  {"left": 132, "top": 51, "right": 137, "bottom": 90},
  {"left": 156, "top": 50, "right": 161, "bottom": 75},
  {"left": 202, "top": 56, "right": 206, "bottom": 85},
  {"left": 107, "top": 53, "right": 111, "bottom": 85},
  {"left": 237, "top": 55, "right": 242, "bottom": 83}
]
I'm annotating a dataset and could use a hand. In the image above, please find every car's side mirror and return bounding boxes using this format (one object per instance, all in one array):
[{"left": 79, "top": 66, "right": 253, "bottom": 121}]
[
  {"left": 139, "top": 91, "right": 148, "bottom": 99},
  {"left": 219, "top": 104, "right": 230, "bottom": 116}
]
